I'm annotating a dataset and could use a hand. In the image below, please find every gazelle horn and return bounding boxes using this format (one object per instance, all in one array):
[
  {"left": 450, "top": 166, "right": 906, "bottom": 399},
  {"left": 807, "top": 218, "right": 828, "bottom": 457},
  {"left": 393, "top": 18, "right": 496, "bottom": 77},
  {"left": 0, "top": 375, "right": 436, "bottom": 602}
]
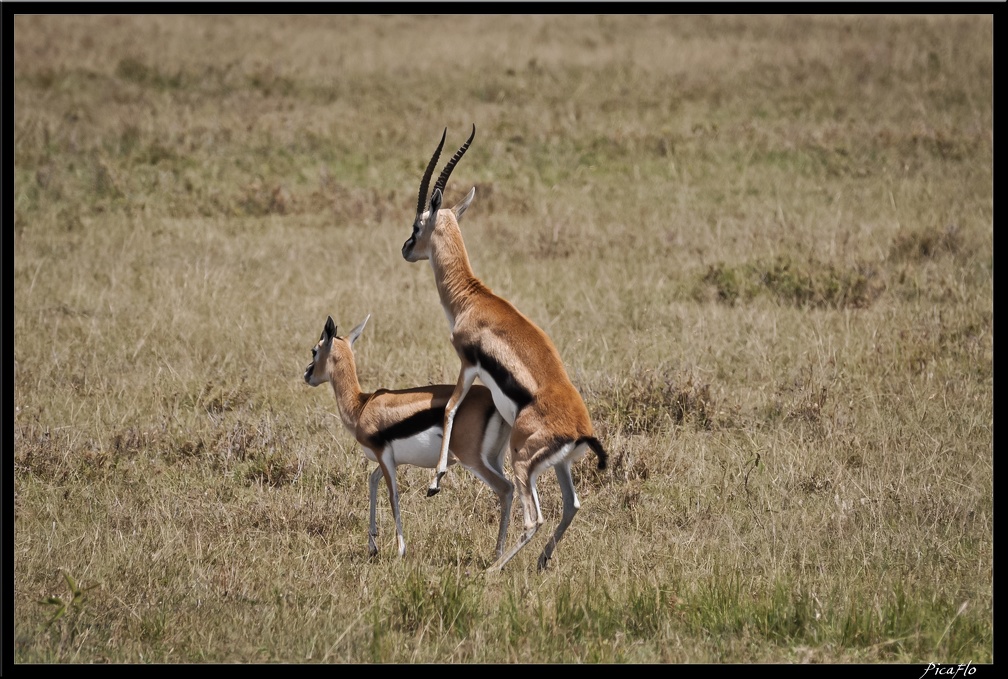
[
  {"left": 416, "top": 128, "right": 447, "bottom": 220},
  {"left": 433, "top": 124, "right": 476, "bottom": 200}
]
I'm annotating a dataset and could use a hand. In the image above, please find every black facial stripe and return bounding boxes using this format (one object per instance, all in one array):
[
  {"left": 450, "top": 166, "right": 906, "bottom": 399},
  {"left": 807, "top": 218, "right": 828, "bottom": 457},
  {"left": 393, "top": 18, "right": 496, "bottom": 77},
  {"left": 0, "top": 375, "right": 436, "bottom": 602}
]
[
  {"left": 374, "top": 407, "right": 444, "bottom": 447},
  {"left": 462, "top": 345, "right": 534, "bottom": 410}
]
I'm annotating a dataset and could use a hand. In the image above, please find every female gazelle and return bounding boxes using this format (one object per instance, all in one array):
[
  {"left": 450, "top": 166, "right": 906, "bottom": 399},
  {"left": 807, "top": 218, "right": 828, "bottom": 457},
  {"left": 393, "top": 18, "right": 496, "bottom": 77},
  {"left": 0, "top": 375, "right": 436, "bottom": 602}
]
[
  {"left": 401, "top": 126, "right": 608, "bottom": 572},
  {"left": 304, "top": 314, "right": 514, "bottom": 562}
]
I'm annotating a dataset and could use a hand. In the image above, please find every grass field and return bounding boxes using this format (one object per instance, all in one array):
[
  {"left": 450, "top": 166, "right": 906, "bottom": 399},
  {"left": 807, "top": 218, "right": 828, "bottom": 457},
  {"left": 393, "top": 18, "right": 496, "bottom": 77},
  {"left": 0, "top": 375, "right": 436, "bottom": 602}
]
[{"left": 12, "top": 14, "right": 992, "bottom": 663}]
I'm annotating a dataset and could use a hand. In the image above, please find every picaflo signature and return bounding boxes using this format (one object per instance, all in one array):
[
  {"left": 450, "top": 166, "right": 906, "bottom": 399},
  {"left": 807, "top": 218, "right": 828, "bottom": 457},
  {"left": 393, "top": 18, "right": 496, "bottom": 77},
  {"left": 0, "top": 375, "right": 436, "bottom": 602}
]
[{"left": 919, "top": 663, "right": 976, "bottom": 679}]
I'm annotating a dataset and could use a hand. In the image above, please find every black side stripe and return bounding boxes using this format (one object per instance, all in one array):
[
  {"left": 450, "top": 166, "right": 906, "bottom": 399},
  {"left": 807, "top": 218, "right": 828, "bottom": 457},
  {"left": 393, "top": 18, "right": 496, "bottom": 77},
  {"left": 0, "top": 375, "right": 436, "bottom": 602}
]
[
  {"left": 461, "top": 345, "right": 534, "bottom": 410},
  {"left": 374, "top": 408, "right": 444, "bottom": 447}
]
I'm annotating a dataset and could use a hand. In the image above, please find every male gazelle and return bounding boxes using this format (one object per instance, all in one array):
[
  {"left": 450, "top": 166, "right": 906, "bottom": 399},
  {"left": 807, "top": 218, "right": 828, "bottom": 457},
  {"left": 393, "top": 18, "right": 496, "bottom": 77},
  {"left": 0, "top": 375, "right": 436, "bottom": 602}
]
[
  {"left": 401, "top": 125, "right": 608, "bottom": 572},
  {"left": 303, "top": 314, "right": 514, "bottom": 561}
]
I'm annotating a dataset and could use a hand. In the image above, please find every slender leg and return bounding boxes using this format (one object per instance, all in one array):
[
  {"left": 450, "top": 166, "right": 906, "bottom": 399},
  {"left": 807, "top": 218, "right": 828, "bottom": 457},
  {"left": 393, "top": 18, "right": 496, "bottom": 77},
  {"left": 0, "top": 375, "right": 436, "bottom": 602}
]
[
  {"left": 367, "top": 465, "right": 383, "bottom": 556},
  {"left": 486, "top": 454, "right": 544, "bottom": 572},
  {"left": 377, "top": 452, "right": 406, "bottom": 557},
  {"left": 494, "top": 486, "right": 514, "bottom": 560},
  {"left": 461, "top": 422, "right": 514, "bottom": 560},
  {"left": 537, "top": 458, "right": 580, "bottom": 572},
  {"left": 461, "top": 462, "right": 514, "bottom": 560},
  {"left": 478, "top": 452, "right": 514, "bottom": 559},
  {"left": 429, "top": 366, "right": 477, "bottom": 496},
  {"left": 489, "top": 451, "right": 515, "bottom": 560}
]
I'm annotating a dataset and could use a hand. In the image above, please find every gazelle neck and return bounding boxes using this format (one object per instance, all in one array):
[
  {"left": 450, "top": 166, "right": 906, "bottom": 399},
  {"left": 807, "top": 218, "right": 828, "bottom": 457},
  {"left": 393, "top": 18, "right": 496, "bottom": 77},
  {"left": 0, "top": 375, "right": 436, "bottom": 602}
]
[
  {"left": 327, "top": 353, "right": 371, "bottom": 433},
  {"left": 430, "top": 225, "right": 484, "bottom": 329}
]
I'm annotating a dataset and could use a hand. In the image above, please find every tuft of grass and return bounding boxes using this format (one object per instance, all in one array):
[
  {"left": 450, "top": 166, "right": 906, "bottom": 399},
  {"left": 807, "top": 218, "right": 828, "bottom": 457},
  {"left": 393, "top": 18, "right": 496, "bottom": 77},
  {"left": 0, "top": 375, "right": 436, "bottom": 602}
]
[
  {"left": 698, "top": 255, "right": 885, "bottom": 309},
  {"left": 889, "top": 223, "right": 964, "bottom": 261},
  {"left": 390, "top": 568, "right": 482, "bottom": 638},
  {"left": 588, "top": 369, "right": 721, "bottom": 437}
]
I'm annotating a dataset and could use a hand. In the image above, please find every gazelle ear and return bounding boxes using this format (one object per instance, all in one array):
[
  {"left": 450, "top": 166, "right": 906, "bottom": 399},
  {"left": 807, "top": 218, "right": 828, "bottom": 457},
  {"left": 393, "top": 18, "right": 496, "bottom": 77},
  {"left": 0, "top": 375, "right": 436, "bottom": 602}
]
[
  {"left": 323, "top": 316, "right": 337, "bottom": 341},
  {"left": 348, "top": 314, "right": 370, "bottom": 347},
  {"left": 452, "top": 186, "right": 476, "bottom": 221},
  {"left": 424, "top": 189, "right": 443, "bottom": 231}
]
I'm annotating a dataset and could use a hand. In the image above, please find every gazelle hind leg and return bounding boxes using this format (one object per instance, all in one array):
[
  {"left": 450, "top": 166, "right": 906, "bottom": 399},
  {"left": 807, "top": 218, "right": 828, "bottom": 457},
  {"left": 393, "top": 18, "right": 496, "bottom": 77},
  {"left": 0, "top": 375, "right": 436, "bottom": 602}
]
[
  {"left": 485, "top": 433, "right": 515, "bottom": 559},
  {"left": 495, "top": 488, "right": 514, "bottom": 560},
  {"left": 537, "top": 459, "right": 580, "bottom": 572},
  {"left": 486, "top": 464, "right": 543, "bottom": 573},
  {"left": 469, "top": 461, "right": 514, "bottom": 560},
  {"left": 487, "top": 466, "right": 514, "bottom": 560},
  {"left": 367, "top": 466, "right": 383, "bottom": 556}
]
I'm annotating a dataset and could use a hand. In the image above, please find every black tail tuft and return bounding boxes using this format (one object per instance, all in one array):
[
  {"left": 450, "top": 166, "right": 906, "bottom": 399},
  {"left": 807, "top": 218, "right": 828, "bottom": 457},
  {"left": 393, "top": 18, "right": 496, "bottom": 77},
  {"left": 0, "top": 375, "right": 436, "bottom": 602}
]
[{"left": 578, "top": 436, "right": 608, "bottom": 471}]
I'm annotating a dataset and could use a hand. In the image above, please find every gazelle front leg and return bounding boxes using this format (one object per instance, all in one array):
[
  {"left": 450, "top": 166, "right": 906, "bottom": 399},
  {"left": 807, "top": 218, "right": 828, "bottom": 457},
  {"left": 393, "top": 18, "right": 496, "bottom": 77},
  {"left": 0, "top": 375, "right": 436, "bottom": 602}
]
[
  {"left": 375, "top": 452, "right": 407, "bottom": 557},
  {"left": 428, "top": 364, "right": 477, "bottom": 496}
]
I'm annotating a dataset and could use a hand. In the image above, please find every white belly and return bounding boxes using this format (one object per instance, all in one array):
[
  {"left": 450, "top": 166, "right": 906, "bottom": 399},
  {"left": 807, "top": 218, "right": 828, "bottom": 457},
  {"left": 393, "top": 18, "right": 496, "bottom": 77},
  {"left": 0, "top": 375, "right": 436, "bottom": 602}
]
[
  {"left": 389, "top": 427, "right": 447, "bottom": 467},
  {"left": 477, "top": 368, "right": 519, "bottom": 426}
]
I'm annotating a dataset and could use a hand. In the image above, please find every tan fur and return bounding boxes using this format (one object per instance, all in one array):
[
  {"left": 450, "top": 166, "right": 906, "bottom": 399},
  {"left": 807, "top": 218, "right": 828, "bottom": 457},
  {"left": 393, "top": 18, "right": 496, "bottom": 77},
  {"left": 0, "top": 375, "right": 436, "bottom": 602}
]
[
  {"left": 304, "top": 314, "right": 513, "bottom": 561},
  {"left": 402, "top": 128, "right": 608, "bottom": 572}
]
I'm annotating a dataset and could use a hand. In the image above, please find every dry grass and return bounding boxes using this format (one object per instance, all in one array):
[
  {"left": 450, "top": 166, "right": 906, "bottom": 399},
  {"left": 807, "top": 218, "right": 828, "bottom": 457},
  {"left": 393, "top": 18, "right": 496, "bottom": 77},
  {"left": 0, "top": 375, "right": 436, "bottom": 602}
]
[{"left": 13, "top": 13, "right": 992, "bottom": 663}]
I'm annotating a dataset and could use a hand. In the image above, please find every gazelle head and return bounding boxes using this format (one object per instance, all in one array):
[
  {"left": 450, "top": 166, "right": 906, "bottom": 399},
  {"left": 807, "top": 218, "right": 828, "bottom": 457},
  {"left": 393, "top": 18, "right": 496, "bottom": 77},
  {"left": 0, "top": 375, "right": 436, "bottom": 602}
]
[
  {"left": 401, "top": 125, "right": 477, "bottom": 262},
  {"left": 303, "top": 314, "right": 370, "bottom": 387}
]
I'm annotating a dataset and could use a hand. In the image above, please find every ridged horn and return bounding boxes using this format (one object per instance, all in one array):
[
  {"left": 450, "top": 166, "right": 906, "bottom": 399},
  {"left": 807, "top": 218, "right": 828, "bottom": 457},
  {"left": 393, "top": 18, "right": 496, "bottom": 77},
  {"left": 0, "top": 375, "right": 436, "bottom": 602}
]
[
  {"left": 433, "top": 124, "right": 476, "bottom": 199},
  {"left": 416, "top": 128, "right": 447, "bottom": 219}
]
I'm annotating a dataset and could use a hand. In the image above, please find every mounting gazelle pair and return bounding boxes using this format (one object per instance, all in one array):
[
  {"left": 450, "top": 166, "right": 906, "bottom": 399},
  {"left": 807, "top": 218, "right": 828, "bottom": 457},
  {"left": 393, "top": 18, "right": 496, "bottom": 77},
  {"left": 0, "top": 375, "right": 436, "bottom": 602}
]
[{"left": 304, "top": 125, "right": 608, "bottom": 573}]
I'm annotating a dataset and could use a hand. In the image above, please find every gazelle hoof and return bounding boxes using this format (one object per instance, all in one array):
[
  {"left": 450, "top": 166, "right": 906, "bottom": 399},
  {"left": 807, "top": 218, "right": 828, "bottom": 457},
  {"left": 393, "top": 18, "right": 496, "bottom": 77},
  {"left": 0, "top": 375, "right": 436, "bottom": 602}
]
[{"left": 427, "top": 471, "right": 446, "bottom": 497}]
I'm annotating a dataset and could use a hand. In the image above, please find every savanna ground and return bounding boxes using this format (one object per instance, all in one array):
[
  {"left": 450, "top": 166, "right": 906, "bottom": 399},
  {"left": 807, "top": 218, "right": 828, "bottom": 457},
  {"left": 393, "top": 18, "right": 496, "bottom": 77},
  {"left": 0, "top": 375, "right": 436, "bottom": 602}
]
[{"left": 11, "top": 14, "right": 992, "bottom": 664}]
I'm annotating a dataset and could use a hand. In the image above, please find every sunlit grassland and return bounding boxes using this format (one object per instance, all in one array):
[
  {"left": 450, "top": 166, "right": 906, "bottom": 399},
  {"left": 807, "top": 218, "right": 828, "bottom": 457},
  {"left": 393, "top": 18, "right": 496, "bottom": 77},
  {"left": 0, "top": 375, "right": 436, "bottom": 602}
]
[{"left": 13, "top": 14, "right": 991, "bottom": 663}]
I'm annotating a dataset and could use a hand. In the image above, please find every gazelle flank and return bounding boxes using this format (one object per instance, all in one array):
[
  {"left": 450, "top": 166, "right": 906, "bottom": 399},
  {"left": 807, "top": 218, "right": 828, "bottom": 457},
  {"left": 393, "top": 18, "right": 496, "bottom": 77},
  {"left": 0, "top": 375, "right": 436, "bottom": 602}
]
[
  {"left": 303, "top": 314, "right": 514, "bottom": 561},
  {"left": 402, "top": 125, "right": 608, "bottom": 572}
]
